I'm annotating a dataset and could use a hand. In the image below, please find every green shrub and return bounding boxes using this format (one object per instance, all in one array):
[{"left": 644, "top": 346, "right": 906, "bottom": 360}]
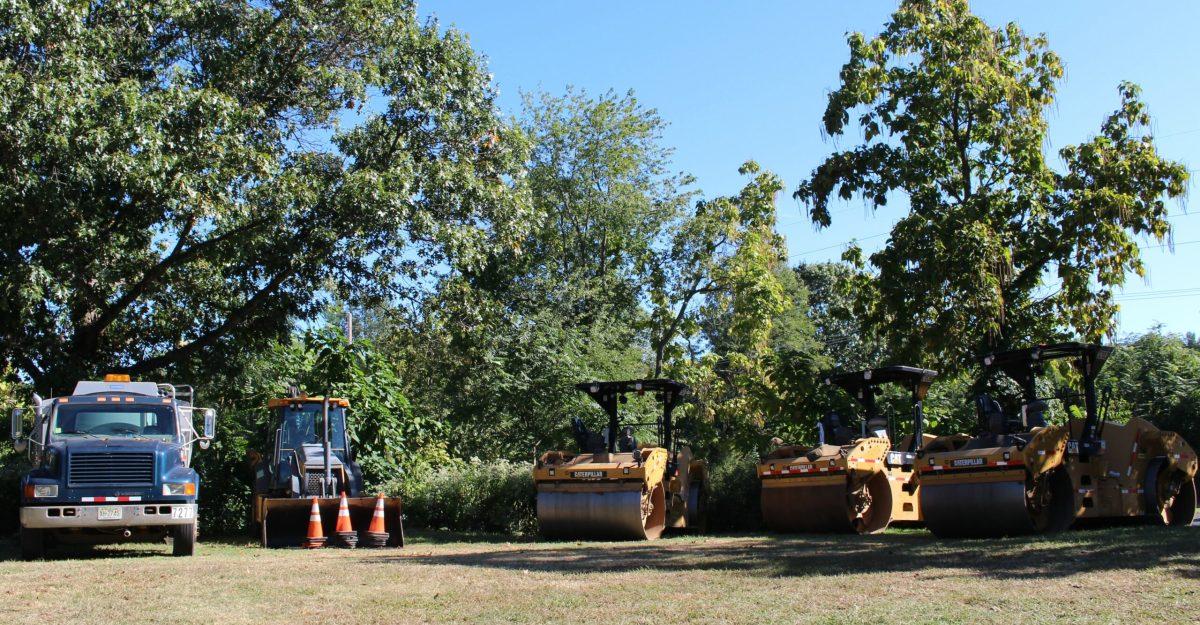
[
  {"left": 393, "top": 459, "right": 537, "bottom": 535},
  {"left": 704, "top": 451, "right": 762, "bottom": 532}
]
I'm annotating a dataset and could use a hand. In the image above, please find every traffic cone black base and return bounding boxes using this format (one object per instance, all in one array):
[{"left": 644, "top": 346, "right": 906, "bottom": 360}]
[{"left": 361, "top": 531, "right": 389, "bottom": 548}]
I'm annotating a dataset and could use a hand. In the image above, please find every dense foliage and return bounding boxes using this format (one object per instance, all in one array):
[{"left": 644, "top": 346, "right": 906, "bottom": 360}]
[{"left": 0, "top": 0, "right": 530, "bottom": 390}]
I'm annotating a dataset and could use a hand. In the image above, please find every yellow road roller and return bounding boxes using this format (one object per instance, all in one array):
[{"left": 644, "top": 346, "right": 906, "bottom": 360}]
[
  {"left": 919, "top": 342, "right": 1198, "bottom": 538},
  {"left": 533, "top": 379, "right": 707, "bottom": 540},
  {"left": 759, "top": 366, "right": 947, "bottom": 533}
]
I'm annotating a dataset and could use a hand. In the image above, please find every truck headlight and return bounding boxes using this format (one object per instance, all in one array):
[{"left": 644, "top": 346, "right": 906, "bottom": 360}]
[
  {"left": 32, "top": 485, "right": 58, "bottom": 498},
  {"left": 163, "top": 483, "right": 196, "bottom": 496}
]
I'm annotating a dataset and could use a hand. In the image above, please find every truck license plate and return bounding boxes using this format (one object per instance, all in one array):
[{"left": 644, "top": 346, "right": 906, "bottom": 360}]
[
  {"left": 171, "top": 507, "right": 193, "bottom": 520},
  {"left": 97, "top": 506, "right": 122, "bottom": 521}
]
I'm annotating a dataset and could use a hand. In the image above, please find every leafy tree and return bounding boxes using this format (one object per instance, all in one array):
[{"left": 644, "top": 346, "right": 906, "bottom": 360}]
[
  {"left": 379, "top": 89, "right": 685, "bottom": 459},
  {"left": 795, "top": 0, "right": 1189, "bottom": 373},
  {"left": 510, "top": 88, "right": 694, "bottom": 322},
  {"left": 0, "top": 0, "right": 529, "bottom": 390},
  {"left": 661, "top": 164, "right": 811, "bottom": 458},
  {"left": 794, "top": 262, "right": 886, "bottom": 370},
  {"left": 649, "top": 161, "right": 790, "bottom": 376},
  {"left": 1100, "top": 329, "right": 1200, "bottom": 445}
]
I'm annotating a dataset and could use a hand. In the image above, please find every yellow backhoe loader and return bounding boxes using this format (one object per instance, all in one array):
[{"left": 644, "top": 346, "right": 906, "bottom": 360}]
[
  {"left": 248, "top": 394, "right": 403, "bottom": 547},
  {"left": 919, "top": 342, "right": 1198, "bottom": 538},
  {"left": 759, "top": 366, "right": 950, "bottom": 533},
  {"left": 533, "top": 379, "right": 707, "bottom": 540}
]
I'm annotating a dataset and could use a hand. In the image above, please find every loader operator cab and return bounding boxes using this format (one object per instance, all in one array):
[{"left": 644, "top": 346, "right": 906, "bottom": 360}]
[
  {"left": 972, "top": 342, "right": 1112, "bottom": 455},
  {"left": 257, "top": 396, "right": 362, "bottom": 499}
]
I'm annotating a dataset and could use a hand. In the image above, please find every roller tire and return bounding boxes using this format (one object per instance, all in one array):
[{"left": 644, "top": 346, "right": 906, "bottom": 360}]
[{"left": 1145, "top": 458, "right": 1197, "bottom": 526}]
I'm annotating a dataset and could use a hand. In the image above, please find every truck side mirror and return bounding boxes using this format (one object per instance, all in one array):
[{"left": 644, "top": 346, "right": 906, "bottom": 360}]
[
  {"left": 11, "top": 408, "right": 26, "bottom": 452},
  {"left": 203, "top": 409, "right": 216, "bottom": 438},
  {"left": 197, "top": 408, "right": 216, "bottom": 450}
]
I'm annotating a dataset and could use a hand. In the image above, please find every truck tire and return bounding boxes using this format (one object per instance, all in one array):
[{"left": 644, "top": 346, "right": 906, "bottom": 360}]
[
  {"left": 19, "top": 527, "right": 45, "bottom": 561},
  {"left": 172, "top": 522, "right": 197, "bottom": 556}
]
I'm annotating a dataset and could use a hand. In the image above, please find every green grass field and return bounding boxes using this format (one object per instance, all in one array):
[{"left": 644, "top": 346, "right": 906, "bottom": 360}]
[{"left": 0, "top": 526, "right": 1196, "bottom": 625}]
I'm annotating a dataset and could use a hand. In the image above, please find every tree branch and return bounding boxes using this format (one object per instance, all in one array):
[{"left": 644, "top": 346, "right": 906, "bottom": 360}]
[
  {"left": 72, "top": 217, "right": 270, "bottom": 350},
  {"left": 124, "top": 264, "right": 300, "bottom": 374}
]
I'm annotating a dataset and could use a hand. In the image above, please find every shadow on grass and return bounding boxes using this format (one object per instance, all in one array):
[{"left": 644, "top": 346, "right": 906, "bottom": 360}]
[
  {"left": 371, "top": 525, "right": 1200, "bottom": 581},
  {"left": 0, "top": 536, "right": 181, "bottom": 561},
  {"left": 0, "top": 531, "right": 268, "bottom": 562}
]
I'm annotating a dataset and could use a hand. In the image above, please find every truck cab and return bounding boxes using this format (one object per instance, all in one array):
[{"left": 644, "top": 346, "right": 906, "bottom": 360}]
[{"left": 11, "top": 374, "right": 216, "bottom": 559}]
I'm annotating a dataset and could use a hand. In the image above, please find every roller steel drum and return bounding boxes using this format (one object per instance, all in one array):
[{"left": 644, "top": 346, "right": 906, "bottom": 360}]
[
  {"left": 537, "top": 485, "right": 666, "bottom": 540},
  {"left": 922, "top": 469, "right": 1075, "bottom": 538},
  {"left": 762, "top": 483, "right": 852, "bottom": 533},
  {"left": 761, "top": 475, "right": 892, "bottom": 534},
  {"left": 921, "top": 480, "right": 1034, "bottom": 538}
]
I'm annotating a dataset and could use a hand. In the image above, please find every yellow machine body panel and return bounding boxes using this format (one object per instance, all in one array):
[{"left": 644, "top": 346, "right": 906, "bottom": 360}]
[
  {"left": 534, "top": 446, "right": 668, "bottom": 491},
  {"left": 920, "top": 418, "right": 1198, "bottom": 536},
  {"left": 1064, "top": 417, "right": 1198, "bottom": 520}
]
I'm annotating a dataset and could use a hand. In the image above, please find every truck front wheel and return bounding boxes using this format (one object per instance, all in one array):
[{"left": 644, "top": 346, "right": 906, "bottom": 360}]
[
  {"left": 171, "top": 522, "right": 197, "bottom": 556},
  {"left": 19, "top": 527, "right": 45, "bottom": 561}
]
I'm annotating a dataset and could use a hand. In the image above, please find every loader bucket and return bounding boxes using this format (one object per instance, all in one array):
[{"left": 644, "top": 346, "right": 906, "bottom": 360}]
[
  {"left": 537, "top": 483, "right": 666, "bottom": 540},
  {"left": 257, "top": 496, "right": 404, "bottom": 548}
]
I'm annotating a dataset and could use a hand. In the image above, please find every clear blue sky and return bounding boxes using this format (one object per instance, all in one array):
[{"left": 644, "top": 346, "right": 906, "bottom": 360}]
[{"left": 420, "top": 1, "right": 1200, "bottom": 337}]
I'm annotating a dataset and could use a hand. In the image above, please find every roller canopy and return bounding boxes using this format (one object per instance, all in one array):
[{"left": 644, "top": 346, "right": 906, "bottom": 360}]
[
  {"left": 575, "top": 379, "right": 689, "bottom": 404},
  {"left": 575, "top": 379, "right": 690, "bottom": 455},
  {"left": 824, "top": 366, "right": 939, "bottom": 403},
  {"left": 982, "top": 342, "right": 1113, "bottom": 381}
]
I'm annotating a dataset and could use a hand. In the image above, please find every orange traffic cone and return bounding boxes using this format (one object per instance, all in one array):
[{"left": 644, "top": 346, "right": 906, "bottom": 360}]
[
  {"left": 361, "top": 493, "right": 389, "bottom": 548},
  {"left": 302, "top": 497, "right": 327, "bottom": 549},
  {"left": 333, "top": 492, "right": 358, "bottom": 548}
]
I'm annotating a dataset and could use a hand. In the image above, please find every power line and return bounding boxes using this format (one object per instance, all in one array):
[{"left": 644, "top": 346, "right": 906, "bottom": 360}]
[
  {"left": 1158, "top": 127, "right": 1200, "bottom": 139},
  {"left": 787, "top": 219, "right": 1200, "bottom": 260}
]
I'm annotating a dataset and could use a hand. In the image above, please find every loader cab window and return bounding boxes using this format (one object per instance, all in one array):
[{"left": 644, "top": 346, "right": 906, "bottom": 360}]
[{"left": 278, "top": 405, "right": 348, "bottom": 452}]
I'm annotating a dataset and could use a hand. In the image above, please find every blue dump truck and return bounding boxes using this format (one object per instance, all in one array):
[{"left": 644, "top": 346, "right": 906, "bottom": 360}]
[{"left": 10, "top": 374, "right": 215, "bottom": 559}]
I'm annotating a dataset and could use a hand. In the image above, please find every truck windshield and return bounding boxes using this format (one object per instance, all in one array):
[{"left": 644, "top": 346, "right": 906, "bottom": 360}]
[
  {"left": 279, "top": 405, "right": 347, "bottom": 451},
  {"left": 53, "top": 404, "right": 177, "bottom": 441}
]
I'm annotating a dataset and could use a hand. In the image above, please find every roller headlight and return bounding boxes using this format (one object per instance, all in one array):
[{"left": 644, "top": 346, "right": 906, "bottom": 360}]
[{"left": 163, "top": 483, "right": 196, "bottom": 496}]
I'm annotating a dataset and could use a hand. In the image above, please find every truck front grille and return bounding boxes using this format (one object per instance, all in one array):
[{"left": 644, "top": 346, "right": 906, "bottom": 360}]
[{"left": 68, "top": 452, "right": 155, "bottom": 486}]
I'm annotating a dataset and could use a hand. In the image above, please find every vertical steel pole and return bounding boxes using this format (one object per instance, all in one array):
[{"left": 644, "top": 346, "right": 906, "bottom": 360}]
[{"left": 323, "top": 397, "right": 332, "bottom": 497}]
